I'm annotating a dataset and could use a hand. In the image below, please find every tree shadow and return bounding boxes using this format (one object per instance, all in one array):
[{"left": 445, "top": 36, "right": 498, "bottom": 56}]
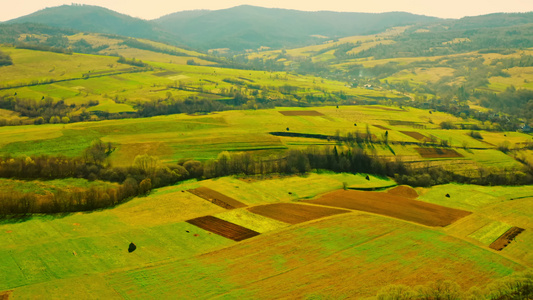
[{"left": 0, "top": 212, "right": 72, "bottom": 225}]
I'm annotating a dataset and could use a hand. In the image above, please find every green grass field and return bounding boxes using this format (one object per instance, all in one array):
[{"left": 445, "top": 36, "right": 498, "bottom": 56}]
[
  {"left": 0, "top": 173, "right": 530, "bottom": 298},
  {"left": 0, "top": 105, "right": 526, "bottom": 173}
]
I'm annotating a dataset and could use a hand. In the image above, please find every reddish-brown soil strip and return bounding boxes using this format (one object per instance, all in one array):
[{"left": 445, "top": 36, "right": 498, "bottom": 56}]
[
  {"left": 400, "top": 131, "right": 428, "bottom": 141},
  {"left": 0, "top": 291, "right": 11, "bottom": 300},
  {"left": 388, "top": 120, "right": 419, "bottom": 126},
  {"left": 248, "top": 203, "right": 349, "bottom": 224},
  {"left": 373, "top": 125, "right": 391, "bottom": 130},
  {"left": 304, "top": 190, "right": 471, "bottom": 227},
  {"left": 187, "top": 187, "right": 247, "bottom": 209},
  {"left": 489, "top": 227, "right": 525, "bottom": 251},
  {"left": 278, "top": 110, "right": 324, "bottom": 116},
  {"left": 415, "top": 147, "right": 464, "bottom": 158},
  {"left": 387, "top": 186, "right": 419, "bottom": 199},
  {"left": 186, "top": 216, "right": 260, "bottom": 241}
]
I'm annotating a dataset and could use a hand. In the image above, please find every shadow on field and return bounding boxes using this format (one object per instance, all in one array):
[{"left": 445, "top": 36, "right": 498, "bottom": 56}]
[{"left": 0, "top": 212, "right": 72, "bottom": 224}]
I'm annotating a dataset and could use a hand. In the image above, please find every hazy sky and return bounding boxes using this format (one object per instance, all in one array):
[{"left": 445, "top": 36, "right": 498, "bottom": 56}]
[{"left": 2, "top": 0, "right": 533, "bottom": 22}]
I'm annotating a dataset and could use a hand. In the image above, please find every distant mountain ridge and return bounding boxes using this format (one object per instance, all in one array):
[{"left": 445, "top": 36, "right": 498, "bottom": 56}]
[
  {"left": 154, "top": 5, "right": 441, "bottom": 50},
  {"left": 4, "top": 4, "right": 440, "bottom": 51},
  {"left": 4, "top": 4, "right": 533, "bottom": 53}
]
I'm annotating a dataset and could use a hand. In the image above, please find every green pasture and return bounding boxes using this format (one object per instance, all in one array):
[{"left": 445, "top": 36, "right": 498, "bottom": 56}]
[
  {"left": 384, "top": 67, "right": 456, "bottom": 84},
  {"left": 8, "top": 212, "right": 525, "bottom": 299},
  {"left": 0, "top": 47, "right": 124, "bottom": 87},
  {"left": 468, "top": 221, "right": 512, "bottom": 245},
  {"left": 198, "top": 173, "right": 395, "bottom": 206},
  {"left": 0, "top": 106, "right": 523, "bottom": 168},
  {"left": 465, "top": 149, "right": 522, "bottom": 169},
  {"left": 86, "top": 99, "right": 136, "bottom": 113},
  {"left": 417, "top": 183, "right": 533, "bottom": 210},
  {"left": 215, "top": 208, "right": 289, "bottom": 233},
  {"left": 0, "top": 188, "right": 235, "bottom": 292},
  {"left": 0, "top": 174, "right": 531, "bottom": 298}
]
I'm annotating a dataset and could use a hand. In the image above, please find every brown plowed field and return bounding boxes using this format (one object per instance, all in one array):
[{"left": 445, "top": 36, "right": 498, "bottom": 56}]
[
  {"left": 400, "top": 131, "right": 428, "bottom": 141},
  {"left": 187, "top": 187, "right": 247, "bottom": 209},
  {"left": 373, "top": 125, "right": 391, "bottom": 130},
  {"left": 0, "top": 291, "right": 11, "bottom": 300},
  {"left": 304, "top": 190, "right": 471, "bottom": 227},
  {"left": 415, "top": 147, "right": 463, "bottom": 158},
  {"left": 279, "top": 110, "right": 324, "bottom": 116},
  {"left": 248, "top": 203, "right": 349, "bottom": 224},
  {"left": 489, "top": 227, "right": 525, "bottom": 251},
  {"left": 387, "top": 186, "right": 419, "bottom": 199},
  {"left": 186, "top": 216, "right": 260, "bottom": 241}
]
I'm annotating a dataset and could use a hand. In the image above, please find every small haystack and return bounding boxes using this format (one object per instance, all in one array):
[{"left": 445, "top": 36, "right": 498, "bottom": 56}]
[{"left": 128, "top": 242, "right": 137, "bottom": 253}]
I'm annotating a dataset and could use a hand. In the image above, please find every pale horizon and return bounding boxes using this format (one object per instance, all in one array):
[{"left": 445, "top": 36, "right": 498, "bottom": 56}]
[{"left": 2, "top": 0, "right": 533, "bottom": 22}]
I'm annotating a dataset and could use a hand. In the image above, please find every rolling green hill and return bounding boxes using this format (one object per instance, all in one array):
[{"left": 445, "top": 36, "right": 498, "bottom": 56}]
[{"left": 4, "top": 4, "right": 182, "bottom": 45}]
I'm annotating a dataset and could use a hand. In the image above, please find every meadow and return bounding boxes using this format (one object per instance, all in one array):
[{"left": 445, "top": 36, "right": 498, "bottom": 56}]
[
  {"left": 0, "top": 30, "right": 532, "bottom": 299},
  {"left": 0, "top": 174, "right": 530, "bottom": 299},
  {"left": 0, "top": 104, "right": 526, "bottom": 176}
]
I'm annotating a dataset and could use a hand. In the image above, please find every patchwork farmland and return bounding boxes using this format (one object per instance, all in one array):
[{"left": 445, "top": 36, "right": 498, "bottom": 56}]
[
  {"left": 1, "top": 17, "right": 533, "bottom": 298},
  {"left": 1, "top": 173, "right": 531, "bottom": 298}
]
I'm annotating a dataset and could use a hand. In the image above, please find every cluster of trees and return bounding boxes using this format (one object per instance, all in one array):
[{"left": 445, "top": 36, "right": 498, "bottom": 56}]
[
  {"left": 117, "top": 56, "right": 148, "bottom": 67},
  {"left": 0, "top": 50, "right": 12, "bottom": 66},
  {"left": 353, "top": 22, "right": 533, "bottom": 60},
  {"left": 0, "top": 141, "right": 190, "bottom": 215},
  {"left": 70, "top": 38, "right": 109, "bottom": 54},
  {"left": 120, "top": 38, "right": 188, "bottom": 57},
  {"left": 0, "top": 94, "right": 100, "bottom": 126},
  {"left": 0, "top": 182, "right": 138, "bottom": 215},
  {"left": 376, "top": 272, "right": 533, "bottom": 299},
  {"left": 15, "top": 34, "right": 73, "bottom": 54}
]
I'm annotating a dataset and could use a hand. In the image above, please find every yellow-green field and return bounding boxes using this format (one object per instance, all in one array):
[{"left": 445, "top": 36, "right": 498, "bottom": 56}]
[
  {"left": 0, "top": 45, "right": 409, "bottom": 116},
  {"left": 0, "top": 105, "right": 528, "bottom": 172},
  {"left": 1, "top": 175, "right": 530, "bottom": 299}
]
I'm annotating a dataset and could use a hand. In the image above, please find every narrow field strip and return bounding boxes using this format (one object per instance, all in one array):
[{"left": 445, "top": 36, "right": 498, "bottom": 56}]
[
  {"left": 304, "top": 190, "right": 471, "bottom": 227},
  {"left": 187, "top": 187, "right": 247, "bottom": 209},
  {"left": 186, "top": 216, "right": 260, "bottom": 241},
  {"left": 278, "top": 110, "right": 324, "bottom": 116},
  {"left": 468, "top": 221, "right": 512, "bottom": 245},
  {"left": 489, "top": 227, "right": 525, "bottom": 251},
  {"left": 415, "top": 147, "right": 464, "bottom": 158}
]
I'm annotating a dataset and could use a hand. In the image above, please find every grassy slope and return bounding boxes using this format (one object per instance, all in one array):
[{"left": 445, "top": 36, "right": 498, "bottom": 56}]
[
  {"left": 0, "top": 105, "right": 526, "bottom": 171},
  {"left": 0, "top": 173, "right": 531, "bottom": 298}
]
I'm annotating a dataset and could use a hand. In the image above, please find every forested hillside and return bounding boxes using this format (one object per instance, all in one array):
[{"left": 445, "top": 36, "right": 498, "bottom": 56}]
[{"left": 154, "top": 5, "right": 439, "bottom": 50}]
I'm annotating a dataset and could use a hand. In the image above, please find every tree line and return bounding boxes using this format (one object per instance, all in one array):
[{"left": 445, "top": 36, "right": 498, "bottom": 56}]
[
  {"left": 375, "top": 270, "right": 533, "bottom": 300},
  {"left": 1, "top": 138, "right": 532, "bottom": 216}
]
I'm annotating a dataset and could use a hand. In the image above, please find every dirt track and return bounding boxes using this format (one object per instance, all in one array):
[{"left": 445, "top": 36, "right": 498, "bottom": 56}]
[
  {"left": 304, "top": 190, "right": 471, "bottom": 227},
  {"left": 188, "top": 187, "right": 247, "bottom": 209},
  {"left": 248, "top": 203, "right": 349, "bottom": 224},
  {"left": 187, "top": 216, "right": 260, "bottom": 241}
]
